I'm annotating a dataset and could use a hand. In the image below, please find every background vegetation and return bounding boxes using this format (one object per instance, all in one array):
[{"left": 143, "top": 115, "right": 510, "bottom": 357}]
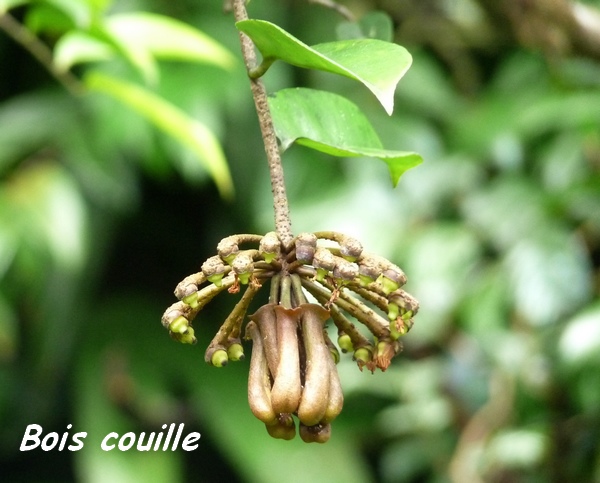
[{"left": 1, "top": 0, "right": 599, "bottom": 481}]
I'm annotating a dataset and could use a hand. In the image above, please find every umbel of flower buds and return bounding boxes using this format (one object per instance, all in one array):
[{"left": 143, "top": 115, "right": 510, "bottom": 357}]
[{"left": 161, "top": 231, "right": 419, "bottom": 442}]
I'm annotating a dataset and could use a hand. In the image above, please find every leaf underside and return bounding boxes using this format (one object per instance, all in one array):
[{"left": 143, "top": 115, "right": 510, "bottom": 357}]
[{"left": 269, "top": 88, "right": 422, "bottom": 185}]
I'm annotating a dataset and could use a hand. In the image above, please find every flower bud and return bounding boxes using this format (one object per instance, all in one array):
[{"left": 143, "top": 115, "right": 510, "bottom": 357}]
[
  {"left": 332, "top": 258, "right": 358, "bottom": 283},
  {"left": 374, "top": 339, "right": 401, "bottom": 371},
  {"left": 211, "top": 349, "right": 228, "bottom": 367},
  {"left": 388, "top": 290, "right": 420, "bottom": 316},
  {"left": 295, "top": 232, "right": 317, "bottom": 263},
  {"left": 353, "top": 346, "right": 373, "bottom": 371},
  {"left": 313, "top": 247, "right": 335, "bottom": 282},
  {"left": 387, "top": 302, "right": 399, "bottom": 321},
  {"left": 390, "top": 315, "right": 414, "bottom": 339},
  {"left": 227, "top": 342, "right": 245, "bottom": 361},
  {"left": 337, "top": 333, "right": 353, "bottom": 353},
  {"left": 299, "top": 423, "right": 331, "bottom": 443},
  {"left": 357, "top": 255, "right": 380, "bottom": 284},
  {"left": 202, "top": 255, "right": 228, "bottom": 287},
  {"left": 161, "top": 303, "right": 187, "bottom": 330},
  {"left": 260, "top": 231, "right": 281, "bottom": 263},
  {"left": 182, "top": 292, "right": 199, "bottom": 308},
  {"left": 168, "top": 315, "right": 189, "bottom": 335},
  {"left": 232, "top": 251, "right": 254, "bottom": 285},
  {"left": 206, "top": 346, "right": 229, "bottom": 367},
  {"left": 380, "top": 267, "right": 407, "bottom": 295},
  {"left": 340, "top": 236, "right": 362, "bottom": 262},
  {"left": 265, "top": 415, "right": 296, "bottom": 440},
  {"left": 169, "top": 325, "right": 197, "bottom": 345},
  {"left": 216, "top": 236, "right": 239, "bottom": 264}
]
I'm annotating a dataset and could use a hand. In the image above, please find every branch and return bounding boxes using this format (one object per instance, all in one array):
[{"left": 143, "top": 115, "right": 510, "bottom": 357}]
[
  {"left": 478, "top": 0, "right": 600, "bottom": 60},
  {"left": 0, "top": 12, "right": 84, "bottom": 96},
  {"left": 307, "top": 0, "right": 356, "bottom": 22},
  {"left": 232, "top": 0, "right": 293, "bottom": 250}
]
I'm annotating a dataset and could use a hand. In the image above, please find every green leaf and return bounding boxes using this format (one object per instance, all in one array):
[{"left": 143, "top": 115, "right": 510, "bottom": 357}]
[
  {"left": 44, "top": 0, "right": 91, "bottom": 28},
  {"left": 54, "top": 30, "right": 116, "bottom": 71},
  {"left": 269, "top": 88, "right": 422, "bottom": 185},
  {"left": 105, "top": 12, "right": 236, "bottom": 70},
  {"left": 236, "top": 19, "right": 412, "bottom": 115},
  {"left": 24, "top": 3, "right": 75, "bottom": 34},
  {"left": 85, "top": 71, "right": 234, "bottom": 199}
]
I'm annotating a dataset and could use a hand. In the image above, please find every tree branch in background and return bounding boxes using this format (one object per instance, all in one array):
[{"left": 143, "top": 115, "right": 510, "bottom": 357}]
[
  {"left": 307, "top": 0, "right": 356, "bottom": 22},
  {"left": 377, "top": 0, "right": 600, "bottom": 93},
  {"left": 478, "top": 0, "right": 600, "bottom": 60},
  {"left": 232, "top": 0, "right": 294, "bottom": 249},
  {"left": 0, "top": 12, "right": 84, "bottom": 96}
]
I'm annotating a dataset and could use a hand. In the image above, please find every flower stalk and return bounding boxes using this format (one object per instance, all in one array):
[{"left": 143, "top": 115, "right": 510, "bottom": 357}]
[{"left": 162, "top": 231, "right": 419, "bottom": 441}]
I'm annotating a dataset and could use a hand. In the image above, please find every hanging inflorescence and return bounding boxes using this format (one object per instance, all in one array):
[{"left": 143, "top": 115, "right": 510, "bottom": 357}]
[{"left": 161, "top": 231, "right": 419, "bottom": 443}]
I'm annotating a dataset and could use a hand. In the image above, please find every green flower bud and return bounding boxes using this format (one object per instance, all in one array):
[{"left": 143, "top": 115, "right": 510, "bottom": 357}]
[
  {"left": 210, "top": 349, "right": 229, "bottom": 367},
  {"left": 333, "top": 258, "right": 358, "bottom": 283},
  {"left": 170, "top": 325, "right": 197, "bottom": 345},
  {"left": 387, "top": 302, "right": 399, "bottom": 321},
  {"left": 353, "top": 346, "right": 373, "bottom": 370},
  {"left": 358, "top": 274, "right": 375, "bottom": 287},
  {"left": 337, "top": 333, "right": 353, "bottom": 353},
  {"left": 260, "top": 231, "right": 281, "bottom": 263},
  {"left": 358, "top": 258, "right": 382, "bottom": 286},
  {"left": 389, "top": 318, "right": 403, "bottom": 340},
  {"left": 207, "top": 273, "right": 224, "bottom": 287},
  {"left": 182, "top": 292, "right": 199, "bottom": 308},
  {"left": 380, "top": 275, "right": 399, "bottom": 295},
  {"left": 216, "top": 236, "right": 239, "bottom": 264},
  {"left": 388, "top": 290, "right": 419, "bottom": 316},
  {"left": 169, "top": 315, "right": 190, "bottom": 334},
  {"left": 379, "top": 267, "right": 406, "bottom": 295},
  {"left": 238, "top": 272, "right": 251, "bottom": 285},
  {"left": 374, "top": 338, "right": 401, "bottom": 371},
  {"left": 227, "top": 343, "right": 245, "bottom": 361},
  {"left": 161, "top": 304, "right": 186, "bottom": 330},
  {"left": 201, "top": 256, "right": 228, "bottom": 287},
  {"left": 232, "top": 252, "right": 254, "bottom": 284},
  {"left": 178, "top": 326, "right": 197, "bottom": 345}
]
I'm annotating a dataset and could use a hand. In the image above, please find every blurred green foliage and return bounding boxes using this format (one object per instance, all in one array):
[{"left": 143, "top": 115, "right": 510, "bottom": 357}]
[{"left": 1, "top": 0, "right": 599, "bottom": 482}]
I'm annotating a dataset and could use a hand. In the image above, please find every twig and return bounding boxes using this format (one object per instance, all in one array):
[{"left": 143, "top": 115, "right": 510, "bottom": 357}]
[
  {"left": 307, "top": 0, "right": 356, "bottom": 22},
  {"left": 232, "top": 0, "right": 293, "bottom": 250},
  {"left": 0, "top": 12, "right": 84, "bottom": 96}
]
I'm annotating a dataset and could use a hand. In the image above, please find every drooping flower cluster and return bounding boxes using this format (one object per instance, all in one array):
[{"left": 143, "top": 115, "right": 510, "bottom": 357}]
[{"left": 161, "top": 231, "right": 418, "bottom": 442}]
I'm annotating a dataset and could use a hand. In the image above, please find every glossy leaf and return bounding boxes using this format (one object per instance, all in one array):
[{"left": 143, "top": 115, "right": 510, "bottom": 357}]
[
  {"left": 236, "top": 19, "right": 412, "bottom": 115},
  {"left": 269, "top": 88, "right": 422, "bottom": 185},
  {"left": 54, "top": 30, "right": 115, "bottom": 71},
  {"left": 105, "top": 12, "right": 236, "bottom": 71},
  {"left": 85, "top": 72, "right": 234, "bottom": 199},
  {"left": 4, "top": 161, "right": 88, "bottom": 270},
  {"left": 44, "top": 0, "right": 91, "bottom": 28}
]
